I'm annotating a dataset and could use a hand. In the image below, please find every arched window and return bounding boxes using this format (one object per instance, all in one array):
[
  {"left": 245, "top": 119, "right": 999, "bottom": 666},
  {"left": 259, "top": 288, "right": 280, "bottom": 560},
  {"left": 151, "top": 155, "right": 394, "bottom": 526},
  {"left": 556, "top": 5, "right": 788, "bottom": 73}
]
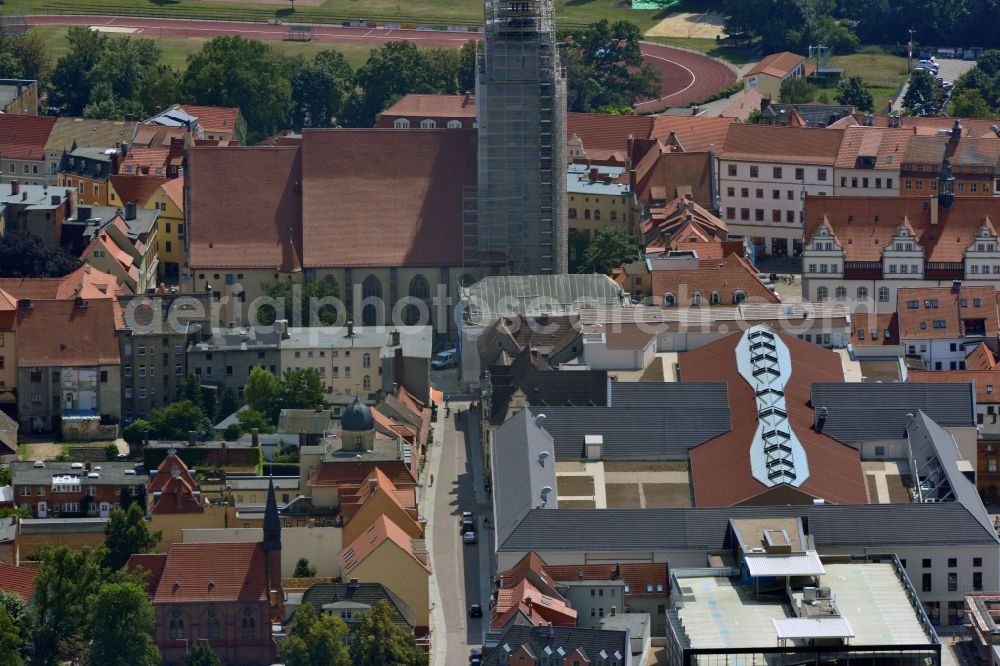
[
  {"left": 323, "top": 274, "right": 339, "bottom": 292},
  {"left": 816, "top": 286, "right": 829, "bottom": 302},
  {"left": 169, "top": 609, "right": 185, "bottom": 640},
  {"left": 361, "top": 275, "right": 382, "bottom": 326},
  {"left": 710, "top": 291, "right": 721, "bottom": 305},
  {"left": 363, "top": 375, "right": 371, "bottom": 390},
  {"left": 692, "top": 291, "right": 703, "bottom": 306},
  {"left": 733, "top": 290, "right": 747, "bottom": 304},
  {"left": 857, "top": 286, "right": 869, "bottom": 300},
  {"left": 447, "top": 120, "right": 462, "bottom": 129},
  {"left": 569, "top": 208, "right": 577, "bottom": 219},
  {"left": 420, "top": 119, "right": 437, "bottom": 129},
  {"left": 393, "top": 118, "right": 410, "bottom": 129},
  {"left": 878, "top": 286, "right": 890, "bottom": 303},
  {"left": 835, "top": 286, "right": 847, "bottom": 301},
  {"left": 409, "top": 274, "right": 430, "bottom": 300},
  {"left": 610, "top": 210, "right": 617, "bottom": 221},
  {"left": 362, "top": 352, "right": 371, "bottom": 368},
  {"left": 584, "top": 209, "right": 591, "bottom": 220},
  {"left": 241, "top": 609, "right": 255, "bottom": 638},
  {"left": 594, "top": 209, "right": 601, "bottom": 220},
  {"left": 403, "top": 304, "right": 421, "bottom": 326},
  {"left": 204, "top": 608, "right": 220, "bottom": 639},
  {"left": 663, "top": 292, "right": 676, "bottom": 307}
]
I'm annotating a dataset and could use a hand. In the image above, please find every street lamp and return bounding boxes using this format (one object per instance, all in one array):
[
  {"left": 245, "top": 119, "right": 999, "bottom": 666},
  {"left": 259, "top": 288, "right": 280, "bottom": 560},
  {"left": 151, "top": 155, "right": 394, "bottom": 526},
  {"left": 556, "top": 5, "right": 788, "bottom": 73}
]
[{"left": 908, "top": 29, "right": 916, "bottom": 73}]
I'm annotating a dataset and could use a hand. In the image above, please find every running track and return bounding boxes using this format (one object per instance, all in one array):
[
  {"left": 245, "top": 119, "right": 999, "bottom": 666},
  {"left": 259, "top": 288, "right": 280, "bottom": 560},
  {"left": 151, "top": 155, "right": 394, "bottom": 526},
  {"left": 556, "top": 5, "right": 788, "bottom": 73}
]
[{"left": 27, "top": 14, "right": 736, "bottom": 109}]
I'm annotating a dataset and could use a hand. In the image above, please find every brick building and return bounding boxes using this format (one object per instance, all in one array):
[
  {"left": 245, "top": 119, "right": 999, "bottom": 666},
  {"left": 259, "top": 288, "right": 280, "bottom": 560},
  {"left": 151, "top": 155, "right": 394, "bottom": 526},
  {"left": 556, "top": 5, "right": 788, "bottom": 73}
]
[{"left": 11, "top": 460, "right": 148, "bottom": 519}]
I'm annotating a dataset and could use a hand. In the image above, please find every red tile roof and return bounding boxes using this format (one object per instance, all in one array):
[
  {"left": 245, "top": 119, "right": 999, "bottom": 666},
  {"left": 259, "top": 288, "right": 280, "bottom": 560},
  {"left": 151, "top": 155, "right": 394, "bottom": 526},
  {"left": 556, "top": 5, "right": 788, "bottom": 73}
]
[
  {"left": 0, "top": 115, "right": 57, "bottom": 160},
  {"left": 804, "top": 195, "right": 1000, "bottom": 263},
  {"left": 188, "top": 146, "right": 303, "bottom": 271},
  {"left": 492, "top": 578, "right": 577, "bottom": 630},
  {"left": 908, "top": 369, "right": 998, "bottom": 403},
  {"left": 148, "top": 452, "right": 197, "bottom": 493},
  {"left": 178, "top": 105, "right": 241, "bottom": 136},
  {"left": 745, "top": 52, "right": 806, "bottom": 78},
  {"left": 681, "top": 328, "right": 867, "bottom": 507},
  {"left": 633, "top": 146, "right": 714, "bottom": 209},
  {"left": 650, "top": 116, "right": 735, "bottom": 153},
  {"left": 300, "top": 129, "right": 476, "bottom": 268},
  {"left": 829, "top": 114, "right": 1000, "bottom": 138},
  {"left": 834, "top": 126, "right": 915, "bottom": 170},
  {"left": 150, "top": 474, "right": 204, "bottom": 515},
  {"left": 127, "top": 553, "right": 167, "bottom": 597},
  {"left": 850, "top": 312, "right": 900, "bottom": 346},
  {"left": 381, "top": 93, "right": 476, "bottom": 119},
  {"left": 567, "top": 113, "right": 733, "bottom": 156},
  {"left": 339, "top": 515, "right": 430, "bottom": 576},
  {"left": 147, "top": 542, "right": 267, "bottom": 603},
  {"left": 966, "top": 341, "right": 998, "bottom": 370},
  {"left": 0, "top": 265, "right": 120, "bottom": 301},
  {"left": 651, "top": 256, "right": 780, "bottom": 306},
  {"left": 160, "top": 177, "right": 184, "bottom": 210},
  {"left": 15, "top": 298, "right": 120, "bottom": 367},
  {"left": 544, "top": 563, "right": 669, "bottom": 597},
  {"left": 0, "top": 563, "right": 37, "bottom": 601},
  {"left": 308, "top": 461, "right": 416, "bottom": 490},
  {"left": 895, "top": 285, "right": 999, "bottom": 340},
  {"left": 339, "top": 467, "right": 415, "bottom": 522},
  {"left": 721, "top": 90, "right": 766, "bottom": 121},
  {"left": 722, "top": 125, "right": 843, "bottom": 165}
]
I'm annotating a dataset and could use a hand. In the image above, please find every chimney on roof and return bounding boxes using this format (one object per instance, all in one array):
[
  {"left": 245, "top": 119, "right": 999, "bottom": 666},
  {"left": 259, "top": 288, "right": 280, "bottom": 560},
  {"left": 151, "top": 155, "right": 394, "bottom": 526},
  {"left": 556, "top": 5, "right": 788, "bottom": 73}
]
[
  {"left": 125, "top": 201, "right": 137, "bottom": 221},
  {"left": 251, "top": 428, "right": 260, "bottom": 447},
  {"left": 369, "top": 477, "right": 377, "bottom": 493},
  {"left": 589, "top": 167, "right": 599, "bottom": 182},
  {"left": 391, "top": 330, "right": 401, "bottom": 346},
  {"left": 613, "top": 563, "right": 621, "bottom": 580},
  {"left": 349, "top": 578, "right": 359, "bottom": 588},
  {"left": 10, "top": 180, "right": 18, "bottom": 196},
  {"left": 953, "top": 279, "right": 962, "bottom": 293},
  {"left": 299, "top": 431, "right": 307, "bottom": 447},
  {"left": 347, "top": 321, "right": 355, "bottom": 338},
  {"left": 951, "top": 119, "right": 962, "bottom": 142},
  {"left": 611, "top": 605, "right": 617, "bottom": 616},
  {"left": 187, "top": 430, "right": 196, "bottom": 447},
  {"left": 548, "top": 621, "right": 554, "bottom": 637},
  {"left": 585, "top": 434, "right": 603, "bottom": 461}
]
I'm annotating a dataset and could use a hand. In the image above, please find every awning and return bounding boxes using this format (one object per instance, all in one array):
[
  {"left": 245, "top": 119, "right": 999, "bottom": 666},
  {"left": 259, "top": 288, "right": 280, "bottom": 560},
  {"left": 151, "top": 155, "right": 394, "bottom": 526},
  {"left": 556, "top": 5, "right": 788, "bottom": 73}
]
[
  {"left": 773, "top": 617, "right": 854, "bottom": 640},
  {"left": 745, "top": 551, "right": 825, "bottom": 577}
]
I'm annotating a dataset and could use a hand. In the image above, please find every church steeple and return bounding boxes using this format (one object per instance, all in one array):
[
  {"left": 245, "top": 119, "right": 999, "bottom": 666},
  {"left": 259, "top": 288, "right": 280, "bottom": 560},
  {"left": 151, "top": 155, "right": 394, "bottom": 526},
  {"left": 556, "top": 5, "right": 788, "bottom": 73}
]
[{"left": 263, "top": 477, "right": 281, "bottom": 551}]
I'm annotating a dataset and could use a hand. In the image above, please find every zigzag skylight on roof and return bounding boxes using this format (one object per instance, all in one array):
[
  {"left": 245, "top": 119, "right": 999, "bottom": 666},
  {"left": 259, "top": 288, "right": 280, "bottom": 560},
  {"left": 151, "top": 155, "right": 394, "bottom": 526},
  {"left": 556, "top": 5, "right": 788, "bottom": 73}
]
[{"left": 735, "top": 326, "right": 810, "bottom": 488}]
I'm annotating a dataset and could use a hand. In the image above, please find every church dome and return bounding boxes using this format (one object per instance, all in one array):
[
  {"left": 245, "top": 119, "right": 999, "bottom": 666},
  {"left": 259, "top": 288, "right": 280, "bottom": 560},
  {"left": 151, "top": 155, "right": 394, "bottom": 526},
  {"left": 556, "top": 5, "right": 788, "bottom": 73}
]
[{"left": 341, "top": 396, "right": 374, "bottom": 432}]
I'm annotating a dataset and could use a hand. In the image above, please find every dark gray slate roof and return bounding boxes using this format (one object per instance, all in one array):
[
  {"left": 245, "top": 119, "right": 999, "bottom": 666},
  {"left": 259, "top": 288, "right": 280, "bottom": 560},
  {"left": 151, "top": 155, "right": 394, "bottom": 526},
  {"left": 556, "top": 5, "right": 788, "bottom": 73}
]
[
  {"left": 298, "top": 582, "right": 415, "bottom": 630},
  {"left": 484, "top": 625, "right": 627, "bottom": 666},
  {"left": 811, "top": 382, "right": 975, "bottom": 443},
  {"left": 499, "top": 502, "right": 999, "bottom": 553},
  {"left": 537, "top": 383, "right": 730, "bottom": 460}
]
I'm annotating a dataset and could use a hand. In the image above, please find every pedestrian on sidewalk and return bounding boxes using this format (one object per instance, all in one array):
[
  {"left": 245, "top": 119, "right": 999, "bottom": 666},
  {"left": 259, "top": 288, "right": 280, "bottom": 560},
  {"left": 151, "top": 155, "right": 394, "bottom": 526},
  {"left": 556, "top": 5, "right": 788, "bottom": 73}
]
[{"left": 430, "top": 474, "right": 434, "bottom": 486}]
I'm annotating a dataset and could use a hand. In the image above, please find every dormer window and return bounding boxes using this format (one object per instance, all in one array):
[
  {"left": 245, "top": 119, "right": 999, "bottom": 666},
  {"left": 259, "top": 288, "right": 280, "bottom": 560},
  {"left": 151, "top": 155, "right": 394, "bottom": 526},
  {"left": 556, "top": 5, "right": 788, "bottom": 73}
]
[
  {"left": 692, "top": 291, "right": 703, "bottom": 306},
  {"left": 663, "top": 292, "right": 676, "bottom": 307}
]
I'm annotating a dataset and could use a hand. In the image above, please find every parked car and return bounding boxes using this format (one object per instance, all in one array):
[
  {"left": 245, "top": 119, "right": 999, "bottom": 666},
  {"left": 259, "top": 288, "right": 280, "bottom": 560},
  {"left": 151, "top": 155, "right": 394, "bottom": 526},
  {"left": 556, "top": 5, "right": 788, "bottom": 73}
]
[
  {"left": 469, "top": 604, "right": 483, "bottom": 618},
  {"left": 470, "top": 647, "right": 483, "bottom": 665},
  {"left": 463, "top": 530, "right": 478, "bottom": 544},
  {"left": 460, "top": 511, "right": 477, "bottom": 534},
  {"left": 432, "top": 349, "right": 457, "bottom": 369}
]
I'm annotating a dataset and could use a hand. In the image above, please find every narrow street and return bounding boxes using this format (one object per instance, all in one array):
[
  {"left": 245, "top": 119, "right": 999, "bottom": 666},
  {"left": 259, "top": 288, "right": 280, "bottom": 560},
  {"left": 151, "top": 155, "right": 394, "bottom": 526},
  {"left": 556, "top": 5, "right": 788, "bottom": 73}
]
[{"left": 425, "top": 370, "right": 495, "bottom": 666}]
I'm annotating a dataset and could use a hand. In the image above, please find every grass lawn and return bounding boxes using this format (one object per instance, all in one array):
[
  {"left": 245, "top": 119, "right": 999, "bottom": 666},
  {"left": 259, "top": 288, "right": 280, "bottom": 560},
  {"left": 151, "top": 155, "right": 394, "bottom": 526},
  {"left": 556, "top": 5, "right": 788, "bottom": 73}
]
[
  {"left": 17, "top": 0, "right": 671, "bottom": 31},
  {"left": 803, "top": 50, "right": 908, "bottom": 113},
  {"left": 30, "top": 25, "right": 384, "bottom": 70}
]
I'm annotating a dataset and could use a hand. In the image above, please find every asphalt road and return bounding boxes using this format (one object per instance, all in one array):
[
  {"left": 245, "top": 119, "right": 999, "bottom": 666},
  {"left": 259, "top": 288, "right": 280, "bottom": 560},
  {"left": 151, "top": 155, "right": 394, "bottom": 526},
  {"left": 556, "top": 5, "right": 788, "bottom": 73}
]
[
  {"left": 426, "top": 383, "right": 494, "bottom": 666},
  {"left": 26, "top": 14, "right": 734, "bottom": 109}
]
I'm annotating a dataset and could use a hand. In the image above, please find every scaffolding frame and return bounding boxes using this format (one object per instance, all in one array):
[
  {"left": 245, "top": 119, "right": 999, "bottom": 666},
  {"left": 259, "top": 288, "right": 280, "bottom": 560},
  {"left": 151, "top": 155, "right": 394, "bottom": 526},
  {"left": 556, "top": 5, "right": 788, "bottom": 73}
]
[{"left": 471, "top": 0, "right": 567, "bottom": 276}]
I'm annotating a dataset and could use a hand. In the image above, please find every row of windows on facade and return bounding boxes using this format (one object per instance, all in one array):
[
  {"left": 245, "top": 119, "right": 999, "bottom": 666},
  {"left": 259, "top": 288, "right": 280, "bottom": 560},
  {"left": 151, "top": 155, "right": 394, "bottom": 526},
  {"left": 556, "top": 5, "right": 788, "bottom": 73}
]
[
  {"left": 168, "top": 607, "right": 257, "bottom": 640},
  {"left": 903, "top": 179, "right": 992, "bottom": 193},
  {"left": 29, "top": 369, "right": 109, "bottom": 383},
  {"left": 125, "top": 365, "right": 185, "bottom": 379},
  {"left": 726, "top": 165, "right": 826, "bottom": 181},
  {"left": 292, "top": 350, "right": 369, "bottom": 365},
  {"left": 19, "top": 485, "right": 138, "bottom": 495},
  {"left": 815, "top": 285, "right": 890, "bottom": 302},
  {"left": 287, "top": 365, "right": 373, "bottom": 388},
  {"left": 662, "top": 290, "right": 748, "bottom": 307},
  {"left": 840, "top": 176, "right": 895, "bottom": 189},
  {"left": 392, "top": 118, "right": 464, "bottom": 129},
  {"left": 568, "top": 208, "right": 618, "bottom": 221},
  {"left": 725, "top": 207, "right": 800, "bottom": 223}
]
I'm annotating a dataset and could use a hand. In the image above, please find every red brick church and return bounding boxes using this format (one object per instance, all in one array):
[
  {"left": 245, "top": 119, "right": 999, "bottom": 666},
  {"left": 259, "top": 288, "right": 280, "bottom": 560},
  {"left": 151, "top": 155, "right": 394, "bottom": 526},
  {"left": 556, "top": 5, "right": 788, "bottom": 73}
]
[{"left": 129, "top": 479, "right": 284, "bottom": 665}]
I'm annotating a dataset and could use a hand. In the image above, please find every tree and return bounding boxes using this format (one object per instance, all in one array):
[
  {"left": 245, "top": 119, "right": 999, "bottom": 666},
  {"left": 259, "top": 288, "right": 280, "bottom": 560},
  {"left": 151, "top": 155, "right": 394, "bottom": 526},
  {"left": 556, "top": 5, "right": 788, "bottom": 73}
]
[
  {"left": 457, "top": 39, "right": 482, "bottom": 92},
  {"left": 0, "top": 466, "right": 9, "bottom": 487},
  {"left": 135, "top": 64, "right": 183, "bottom": 116},
  {"left": 104, "top": 443, "right": 119, "bottom": 461},
  {"left": 180, "top": 374, "right": 203, "bottom": 406},
  {"left": 950, "top": 88, "right": 992, "bottom": 118},
  {"left": 49, "top": 26, "right": 109, "bottom": 115},
  {"left": 258, "top": 278, "right": 340, "bottom": 327},
  {"left": 237, "top": 408, "right": 275, "bottom": 435},
  {"left": 345, "top": 41, "right": 432, "bottom": 127},
  {"left": 223, "top": 422, "right": 243, "bottom": 441},
  {"left": 281, "top": 368, "right": 326, "bottom": 412},
  {"left": 779, "top": 77, "right": 816, "bottom": 103},
  {"left": 122, "top": 419, "right": 151, "bottom": 446},
  {"left": 184, "top": 643, "right": 224, "bottom": 666},
  {"left": 103, "top": 503, "right": 161, "bottom": 571},
  {"left": 294, "top": 557, "right": 317, "bottom": 578},
  {"left": 148, "top": 400, "right": 208, "bottom": 442},
  {"left": 835, "top": 74, "right": 874, "bottom": 112},
  {"left": 350, "top": 600, "right": 425, "bottom": 666},
  {"left": 86, "top": 582, "right": 159, "bottom": 666},
  {"left": 183, "top": 36, "right": 294, "bottom": 141},
  {"left": 119, "top": 487, "right": 135, "bottom": 512},
  {"left": 576, "top": 227, "right": 640, "bottom": 276},
  {"left": 0, "top": 606, "right": 22, "bottom": 666},
  {"left": 560, "top": 20, "right": 661, "bottom": 111},
  {"left": 903, "top": 68, "right": 940, "bottom": 115},
  {"left": 422, "top": 48, "right": 462, "bottom": 95},
  {"left": 0, "top": 231, "right": 81, "bottom": 278},
  {"left": 245, "top": 367, "right": 282, "bottom": 423},
  {"left": 0, "top": 591, "right": 27, "bottom": 665},
  {"left": 282, "top": 603, "right": 352, "bottom": 666},
  {"left": 33, "top": 546, "right": 105, "bottom": 665},
  {"left": 292, "top": 50, "right": 353, "bottom": 128},
  {"left": 10, "top": 32, "right": 52, "bottom": 84},
  {"left": 217, "top": 386, "right": 240, "bottom": 422}
]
